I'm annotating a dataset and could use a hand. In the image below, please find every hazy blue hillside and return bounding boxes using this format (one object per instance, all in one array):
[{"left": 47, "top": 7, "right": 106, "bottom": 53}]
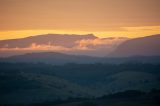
[
  {"left": 1, "top": 52, "right": 160, "bottom": 65},
  {"left": 0, "top": 52, "right": 104, "bottom": 65}
]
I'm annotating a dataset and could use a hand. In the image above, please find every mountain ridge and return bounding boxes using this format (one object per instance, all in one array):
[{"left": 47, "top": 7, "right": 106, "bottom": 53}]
[
  {"left": 0, "top": 33, "right": 97, "bottom": 48},
  {"left": 110, "top": 34, "right": 160, "bottom": 57}
]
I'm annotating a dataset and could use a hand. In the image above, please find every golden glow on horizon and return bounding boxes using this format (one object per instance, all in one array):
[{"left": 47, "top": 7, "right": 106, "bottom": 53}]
[
  {"left": 0, "top": 26, "right": 160, "bottom": 40},
  {"left": 0, "top": 0, "right": 160, "bottom": 40}
]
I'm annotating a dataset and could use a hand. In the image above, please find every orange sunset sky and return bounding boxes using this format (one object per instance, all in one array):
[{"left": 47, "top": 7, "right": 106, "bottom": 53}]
[{"left": 0, "top": 0, "right": 160, "bottom": 40}]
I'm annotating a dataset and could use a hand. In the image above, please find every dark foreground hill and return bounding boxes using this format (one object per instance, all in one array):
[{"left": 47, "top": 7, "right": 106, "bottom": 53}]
[
  {"left": 41, "top": 90, "right": 160, "bottom": 106},
  {"left": 0, "top": 62, "right": 160, "bottom": 105}
]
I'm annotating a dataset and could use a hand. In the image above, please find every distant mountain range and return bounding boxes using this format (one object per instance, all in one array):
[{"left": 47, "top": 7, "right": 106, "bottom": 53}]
[
  {"left": 0, "top": 34, "right": 160, "bottom": 57},
  {"left": 0, "top": 34, "right": 97, "bottom": 48},
  {"left": 0, "top": 34, "right": 127, "bottom": 57}
]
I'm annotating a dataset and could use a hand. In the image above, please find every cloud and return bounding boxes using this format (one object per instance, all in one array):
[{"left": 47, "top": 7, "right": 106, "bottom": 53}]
[
  {"left": 0, "top": 43, "right": 67, "bottom": 51},
  {"left": 75, "top": 38, "right": 127, "bottom": 49},
  {"left": 123, "top": 26, "right": 160, "bottom": 31},
  {"left": 0, "top": 43, "right": 92, "bottom": 51}
]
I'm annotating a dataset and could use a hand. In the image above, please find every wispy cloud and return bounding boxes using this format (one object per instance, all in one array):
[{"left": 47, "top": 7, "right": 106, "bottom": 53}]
[
  {"left": 75, "top": 38, "right": 127, "bottom": 49},
  {"left": 0, "top": 43, "right": 64, "bottom": 51},
  {"left": 0, "top": 43, "right": 92, "bottom": 51}
]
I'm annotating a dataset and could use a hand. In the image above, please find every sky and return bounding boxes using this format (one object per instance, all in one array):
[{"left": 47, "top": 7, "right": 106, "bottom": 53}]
[{"left": 0, "top": 0, "right": 160, "bottom": 40}]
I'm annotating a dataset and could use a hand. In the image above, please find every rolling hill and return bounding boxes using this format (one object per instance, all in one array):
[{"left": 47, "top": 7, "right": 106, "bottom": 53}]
[
  {"left": 0, "top": 63, "right": 100, "bottom": 105},
  {"left": 0, "top": 52, "right": 104, "bottom": 65},
  {"left": 1, "top": 52, "right": 160, "bottom": 65},
  {"left": 0, "top": 62, "right": 160, "bottom": 105}
]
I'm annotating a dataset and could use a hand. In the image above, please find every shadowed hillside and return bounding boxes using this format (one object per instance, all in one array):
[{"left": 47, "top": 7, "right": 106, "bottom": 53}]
[{"left": 110, "top": 34, "right": 160, "bottom": 57}]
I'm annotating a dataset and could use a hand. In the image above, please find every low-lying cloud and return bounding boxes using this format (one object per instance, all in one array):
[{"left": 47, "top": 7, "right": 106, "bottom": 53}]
[
  {"left": 75, "top": 38, "right": 127, "bottom": 49},
  {"left": 0, "top": 37, "right": 128, "bottom": 57},
  {"left": 0, "top": 38, "right": 127, "bottom": 51}
]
